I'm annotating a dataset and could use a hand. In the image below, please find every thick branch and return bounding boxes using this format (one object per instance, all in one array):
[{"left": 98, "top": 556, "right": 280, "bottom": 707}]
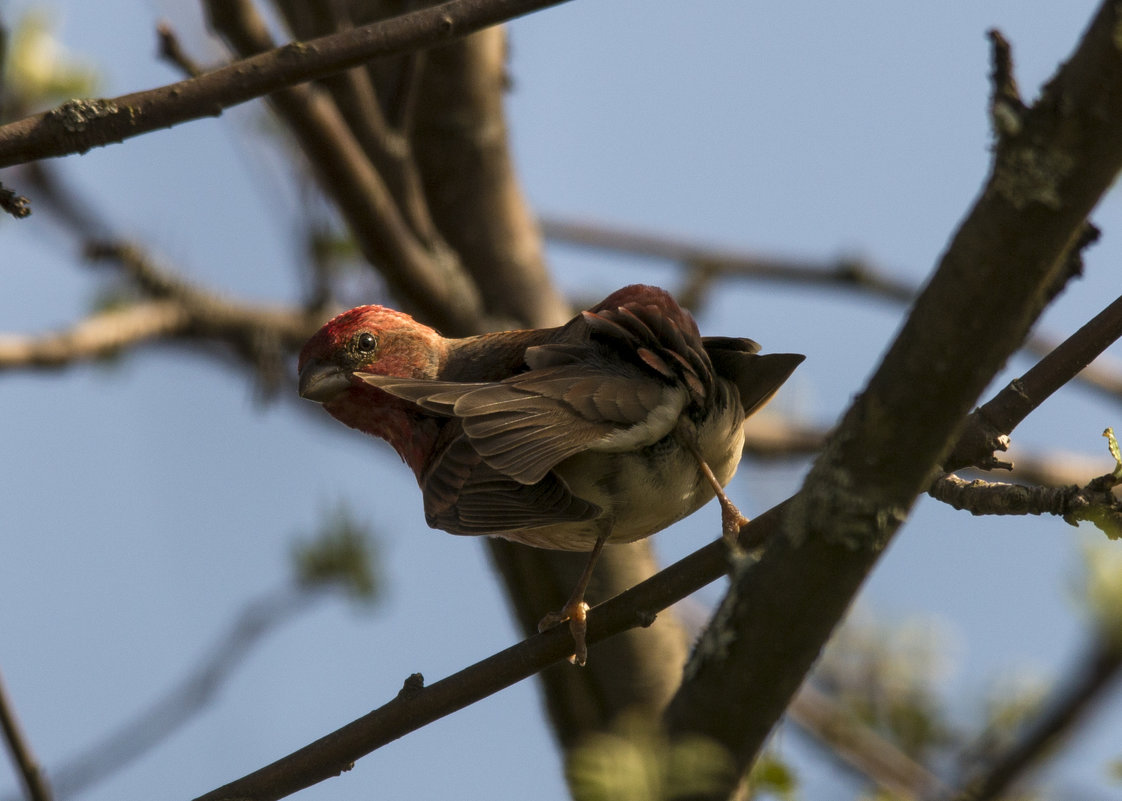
[
  {"left": 663, "top": 5, "right": 1122, "bottom": 791},
  {"left": 0, "top": 0, "right": 574, "bottom": 169}
]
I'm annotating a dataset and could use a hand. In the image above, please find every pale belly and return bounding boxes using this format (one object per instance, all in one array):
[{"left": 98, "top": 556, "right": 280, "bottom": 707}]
[{"left": 497, "top": 404, "right": 747, "bottom": 551}]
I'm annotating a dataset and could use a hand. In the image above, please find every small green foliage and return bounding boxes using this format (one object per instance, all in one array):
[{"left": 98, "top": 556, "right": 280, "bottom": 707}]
[
  {"left": 1064, "top": 428, "right": 1122, "bottom": 539},
  {"left": 816, "top": 610, "right": 955, "bottom": 760},
  {"left": 566, "top": 710, "right": 738, "bottom": 801},
  {"left": 1075, "top": 536, "right": 1122, "bottom": 642},
  {"left": 1104, "top": 428, "right": 1122, "bottom": 479},
  {"left": 6, "top": 11, "right": 99, "bottom": 108},
  {"left": 978, "top": 669, "right": 1049, "bottom": 752},
  {"left": 292, "top": 504, "right": 379, "bottom": 604},
  {"left": 1109, "top": 756, "right": 1122, "bottom": 782},
  {"left": 746, "top": 751, "right": 799, "bottom": 801}
]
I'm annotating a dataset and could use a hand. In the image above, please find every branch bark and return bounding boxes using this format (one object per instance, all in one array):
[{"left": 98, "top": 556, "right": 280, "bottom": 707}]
[{"left": 663, "top": 4, "right": 1122, "bottom": 793}]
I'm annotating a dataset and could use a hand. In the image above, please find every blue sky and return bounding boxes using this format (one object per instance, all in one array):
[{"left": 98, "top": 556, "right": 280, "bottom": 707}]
[{"left": 3, "top": 1, "right": 1121, "bottom": 799}]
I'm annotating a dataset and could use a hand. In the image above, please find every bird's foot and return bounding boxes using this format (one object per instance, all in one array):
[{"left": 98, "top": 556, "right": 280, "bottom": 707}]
[
  {"left": 718, "top": 495, "right": 750, "bottom": 572},
  {"left": 720, "top": 498, "right": 749, "bottom": 545},
  {"left": 538, "top": 600, "right": 591, "bottom": 666}
]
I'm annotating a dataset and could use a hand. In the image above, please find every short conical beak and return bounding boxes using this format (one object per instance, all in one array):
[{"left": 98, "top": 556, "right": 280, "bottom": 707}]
[{"left": 298, "top": 358, "right": 351, "bottom": 403}]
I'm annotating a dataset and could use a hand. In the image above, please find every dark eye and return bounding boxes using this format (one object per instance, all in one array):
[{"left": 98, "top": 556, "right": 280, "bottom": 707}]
[{"left": 355, "top": 332, "right": 377, "bottom": 353}]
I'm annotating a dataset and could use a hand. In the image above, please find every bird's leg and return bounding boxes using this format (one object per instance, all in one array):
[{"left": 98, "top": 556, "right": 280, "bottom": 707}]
[
  {"left": 537, "top": 533, "right": 608, "bottom": 666},
  {"left": 677, "top": 420, "right": 749, "bottom": 548}
]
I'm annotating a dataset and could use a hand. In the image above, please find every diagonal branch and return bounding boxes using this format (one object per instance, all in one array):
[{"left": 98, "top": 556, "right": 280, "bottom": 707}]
[
  {"left": 186, "top": 505, "right": 785, "bottom": 801},
  {"left": 0, "top": 0, "right": 574, "bottom": 169},
  {"left": 945, "top": 285, "right": 1122, "bottom": 472},
  {"left": 0, "top": 666, "right": 53, "bottom": 801},
  {"left": 203, "top": 0, "right": 483, "bottom": 335},
  {"left": 663, "top": 4, "right": 1122, "bottom": 793}
]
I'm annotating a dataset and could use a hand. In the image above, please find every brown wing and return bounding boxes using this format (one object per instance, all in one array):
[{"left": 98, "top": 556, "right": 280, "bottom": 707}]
[
  {"left": 362, "top": 366, "right": 685, "bottom": 486},
  {"left": 420, "top": 430, "right": 599, "bottom": 535},
  {"left": 358, "top": 291, "right": 716, "bottom": 487}
]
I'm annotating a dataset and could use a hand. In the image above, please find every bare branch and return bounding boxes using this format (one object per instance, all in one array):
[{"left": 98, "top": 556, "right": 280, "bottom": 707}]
[
  {"left": 156, "top": 21, "right": 203, "bottom": 77},
  {"left": 541, "top": 216, "right": 917, "bottom": 305},
  {"left": 203, "top": 0, "right": 485, "bottom": 335},
  {"left": 928, "top": 472, "right": 1121, "bottom": 524},
  {"left": 0, "top": 667, "right": 53, "bottom": 801},
  {"left": 945, "top": 283, "right": 1122, "bottom": 472},
  {"left": 663, "top": 3, "right": 1122, "bottom": 792},
  {"left": 987, "top": 29, "right": 1028, "bottom": 141},
  {"left": 187, "top": 503, "right": 786, "bottom": 801},
  {"left": 0, "top": 0, "right": 574, "bottom": 170},
  {"left": 0, "top": 302, "right": 189, "bottom": 369},
  {"left": 0, "top": 180, "right": 30, "bottom": 217}
]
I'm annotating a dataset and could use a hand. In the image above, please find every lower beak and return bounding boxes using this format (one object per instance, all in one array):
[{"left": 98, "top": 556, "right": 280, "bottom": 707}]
[{"left": 298, "top": 358, "right": 351, "bottom": 403}]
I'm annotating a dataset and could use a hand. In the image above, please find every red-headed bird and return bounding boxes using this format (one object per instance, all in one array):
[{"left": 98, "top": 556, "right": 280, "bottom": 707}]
[{"left": 298, "top": 284, "right": 803, "bottom": 664}]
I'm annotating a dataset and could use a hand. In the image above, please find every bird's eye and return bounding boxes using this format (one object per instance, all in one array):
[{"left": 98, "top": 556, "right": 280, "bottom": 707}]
[{"left": 355, "top": 332, "right": 378, "bottom": 353}]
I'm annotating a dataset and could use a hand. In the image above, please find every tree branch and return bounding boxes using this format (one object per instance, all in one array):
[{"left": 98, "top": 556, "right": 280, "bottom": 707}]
[
  {"left": 0, "top": 667, "right": 53, "bottom": 801},
  {"left": 662, "top": 5, "right": 1122, "bottom": 793},
  {"left": 945, "top": 285, "right": 1122, "bottom": 472},
  {"left": 203, "top": 0, "right": 485, "bottom": 336},
  {"left": 928, "top": 472, "right": 1121, "bottom": 525},
  {"left": 187, "top": 505, "right": 785, "bottom": 801},
  {"left": 0, "top": 0, "right": 574, "bottom": 169},
  {"left": 541, "top": 216, "right": 917, "bottom": 305}
]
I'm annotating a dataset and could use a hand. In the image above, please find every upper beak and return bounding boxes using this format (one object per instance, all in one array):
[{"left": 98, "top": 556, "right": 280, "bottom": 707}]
[{"left": 298, "top": 357, "right": 352, "bottom": 403}]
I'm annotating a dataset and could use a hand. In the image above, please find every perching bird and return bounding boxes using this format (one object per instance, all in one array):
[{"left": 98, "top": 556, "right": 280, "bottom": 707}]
[{"left": 298, "top": 284, "right": 803, "bottom": 664}]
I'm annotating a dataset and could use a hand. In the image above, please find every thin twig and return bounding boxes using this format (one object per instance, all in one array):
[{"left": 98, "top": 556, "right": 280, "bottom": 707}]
[
  {"left": 0, "top": 302, "right": 190, "bottom": 369},
  {"left": 203, "top": 0, "right": 484, "bottom": 336},
  {"left": 156, "top": 21, "right": 203, "bottom": 77},
  {"left": 0, "top": 667, "right": 53, "bottom": 801},
  {"left": 944, "top": 289, "right": 1122, "bottom": 472},
  {"left": 0, "top": 180, "right": 30, "bottom": 218},
  {"left": 0, "top": 295, "right": 322, "bottom": 372},
  {"left": 541, "top": 217, "right": 917, "bottom": 304},
  {"left": 928, "top": 473, "right": 1121, "bottom": 526}
]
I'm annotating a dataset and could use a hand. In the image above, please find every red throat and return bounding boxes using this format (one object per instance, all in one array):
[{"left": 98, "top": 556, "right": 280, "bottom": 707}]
[{"left": 323, "top": 383, "right": 440, "bottom": 480}]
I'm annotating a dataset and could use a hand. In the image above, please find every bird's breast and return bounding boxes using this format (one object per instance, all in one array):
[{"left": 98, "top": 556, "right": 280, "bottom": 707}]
[{"left": 551, "top": 390, "right": 746, "bottom": 545}]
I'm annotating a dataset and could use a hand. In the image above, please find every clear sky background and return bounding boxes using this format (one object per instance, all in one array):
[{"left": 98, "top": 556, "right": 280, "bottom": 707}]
[{"left": 3, "top": 1, "right": 1121, "bottom": 799}]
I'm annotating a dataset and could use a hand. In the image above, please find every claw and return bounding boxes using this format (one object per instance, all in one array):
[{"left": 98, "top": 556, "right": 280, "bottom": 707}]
[{"left": 538, "top": 600, "right": 591, "bottom": 666}]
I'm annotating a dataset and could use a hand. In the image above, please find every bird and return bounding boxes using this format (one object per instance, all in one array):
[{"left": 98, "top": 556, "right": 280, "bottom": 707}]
[{"left": 298, "top": 284, "right": 803, "bottom": 664}]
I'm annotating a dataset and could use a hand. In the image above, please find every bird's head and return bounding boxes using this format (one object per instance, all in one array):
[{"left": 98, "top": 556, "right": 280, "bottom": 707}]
[
  {"left": 297, "top": 305, "right": 447, "bottom": 475},
  {"left": 298, "top": 305, "right": 445, "bottom": 403}
]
